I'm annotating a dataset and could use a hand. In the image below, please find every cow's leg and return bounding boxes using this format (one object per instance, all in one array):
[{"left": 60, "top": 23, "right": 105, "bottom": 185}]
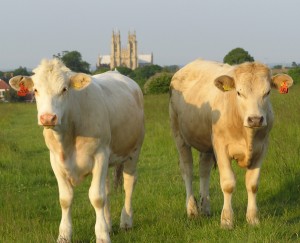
[
  {"left": 199, "top": 152, "right": 214, "bottom": 216},
  {"left": 104, "top": 172, "right": 111, "bottom": 232},
  {"left": 120, "top": 153, "right": 139, "bottom": 230},
  {"left": 50, "top": 153, "right": 73, "bottom": 243},
  {"left": 245, "top": 156, "right": 264, "bottom": 225},
  {"left": 219, "top": 161, "right": 235, "bottom": 229},
  {"left": 213, "top": 141, "right": 236, "bottom": 229},
  {"left": 178, "top": 143, "right": 198, "bottom": 217},
  {"left": 89, "top": 148, "right": 110, "bottom": 243},
  {"left": 169, "top": 105, "right": 198, "bottom": 217}
]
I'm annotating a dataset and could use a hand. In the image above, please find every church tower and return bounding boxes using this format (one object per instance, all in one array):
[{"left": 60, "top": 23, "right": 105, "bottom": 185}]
[
  {"left": 127, "top": 31, "right": 138, "bottom": 69},
  {"left": 110, "top": 30, "right": 121, "bottom": 69}
]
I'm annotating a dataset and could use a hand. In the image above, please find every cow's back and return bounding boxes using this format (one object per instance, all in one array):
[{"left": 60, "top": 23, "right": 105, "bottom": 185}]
[
  {"left": 93, "top": 71, "right": 144, "bottom": 159},
  {"left": 170, "top": 59, "right": 233, "bottom": 151}
]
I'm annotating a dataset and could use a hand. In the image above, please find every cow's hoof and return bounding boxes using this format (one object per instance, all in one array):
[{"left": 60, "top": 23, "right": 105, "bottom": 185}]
[
  {"left": 247, "top": 216, "right": 260, "bottom": 226},
  {"left": 96, "top": 239, "right": 111, "bottom": 243},
  {"left": 199, "top": 196, "right": 211, "bottom": 216},
  {"left": 221, "top": 220, "right": 233, "bottom": 230},
  {"left": 187, "top": 196, "right": 199, "bottom": 218},
  {"left": 120, "top": 207, "right": 133, "bottom": 230},
  {"left": 221, "top": 209, "right": 233, "bottom": 229},
  {"left": 57, "top": 236, "right": 71, "bottom": 243}
]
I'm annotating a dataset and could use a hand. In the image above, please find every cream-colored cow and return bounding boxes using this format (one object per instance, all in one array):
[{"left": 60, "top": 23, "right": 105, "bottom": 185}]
[
  {"left": 9, "top": 59, "right": 145, "bottom": 243},
  {"left": 169, "top": 59, "right": 293, "bottom": 228}
]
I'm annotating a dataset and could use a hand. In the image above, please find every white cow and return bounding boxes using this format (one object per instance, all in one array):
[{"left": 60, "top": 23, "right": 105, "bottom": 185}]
[
  {"left": 169, "top": 59, "right": 293, "bottom": 228},
  {"left": 9, "top": 59, "right": 145, "bottom": 243}
]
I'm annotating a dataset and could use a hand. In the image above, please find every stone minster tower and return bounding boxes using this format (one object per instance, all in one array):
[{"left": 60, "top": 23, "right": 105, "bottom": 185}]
[
  {"left": 110, "top": 30, "right": 121, "bottom": 69},
  {"left": 127, "top": 31, "right": 138, "bottom": 69}
]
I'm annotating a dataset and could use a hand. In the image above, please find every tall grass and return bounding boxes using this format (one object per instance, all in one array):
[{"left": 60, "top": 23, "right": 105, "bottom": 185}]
[{"left": 0, "top": 86, "right": 300, "bottom": 242}]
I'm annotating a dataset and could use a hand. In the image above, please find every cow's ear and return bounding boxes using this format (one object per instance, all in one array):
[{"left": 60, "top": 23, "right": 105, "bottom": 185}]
[
  {"left": 9, "top": 76, "right": 34, "bottom": 91},
  {"left": 214, "top": 75, "right": 235, "bottom": 92},
  {"left": 69, "top": 73, "right": 92, "bottom": 90},
  {"left": 271, "top": 74, "right": 293, "bottom": 89}
]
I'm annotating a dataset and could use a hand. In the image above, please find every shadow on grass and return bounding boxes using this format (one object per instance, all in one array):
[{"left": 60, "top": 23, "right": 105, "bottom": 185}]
[{"left": 260, "top": 171, "right": 300, "bottom": 223}]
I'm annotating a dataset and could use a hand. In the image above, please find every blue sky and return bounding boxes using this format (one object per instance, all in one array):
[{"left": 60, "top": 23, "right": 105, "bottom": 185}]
[{"left": 1, "top": 0, "right": 300, "bottom": 70}]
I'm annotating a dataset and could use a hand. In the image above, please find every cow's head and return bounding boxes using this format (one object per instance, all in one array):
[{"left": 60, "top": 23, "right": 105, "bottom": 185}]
[
  {"left": 9, "top": 59, "right": 91, "bottom": 129},
  {"left": 214, "top": 62, "right": 293, "bottom": 128}
]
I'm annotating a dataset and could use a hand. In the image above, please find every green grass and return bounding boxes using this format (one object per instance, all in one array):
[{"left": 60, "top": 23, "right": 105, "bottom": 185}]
[{"left": 0, "top": 86, "right": 300, "bottom": 243}]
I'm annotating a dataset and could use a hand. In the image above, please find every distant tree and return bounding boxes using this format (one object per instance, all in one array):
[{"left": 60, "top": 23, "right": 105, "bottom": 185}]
[
  {"left": 288, "top": 67, "right": 300, "bottom": 85},
  {"left": 223, "top": 48, "right": 254, "bottom": 65},
  {"left": 291, "top": 61, "right": 298, "bottom": 68},
  {"left": 144, "top": 72, "right": 173, "bottom": 94},
  {"left": 115, "top": 66, "right": 133, "bottom": 76},
  {"left": 13, "top": 66, "right": 31, "bottom": 76},
  {"left": 162, "top": 65, "right": 180, "bottom": 73},
  {"left": 54, "top": 50, "right": 90, "bottom": 73},
  {"left": 273, "top": 65, "right": 283, "bottom": 69},
  {"left": 93, "top": 67, "right": 110, "bottom": 75},
  {"left": 130, "top": 64, "right": 163, "bottom": 88}
]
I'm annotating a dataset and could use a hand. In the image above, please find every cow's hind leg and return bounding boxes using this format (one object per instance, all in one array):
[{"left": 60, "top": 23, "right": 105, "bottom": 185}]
[
  {"left": 89, "top": 148, "right": 111, "bottom": 243},
  {"left": 170, "top": 105, "right": 198, "bottom": 217},
  {"left": 104, "top": 172, "right": 111, "bottom": 232},
  {"left": 199, "top": 152, "right": 214, "bottom": 216},
  {"left": 120, "top": 152, "right": 139, "bottom": 230},
  {"left": 179, "top": 143, "right": 198, "bottom": 217}
]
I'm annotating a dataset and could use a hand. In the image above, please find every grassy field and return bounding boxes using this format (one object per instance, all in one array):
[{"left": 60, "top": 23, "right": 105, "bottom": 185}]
[{"left": 0, "top": 86, "right": 300, "bottom": 243}]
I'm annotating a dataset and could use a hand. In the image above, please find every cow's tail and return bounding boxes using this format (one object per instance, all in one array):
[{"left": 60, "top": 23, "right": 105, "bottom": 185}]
[{"left": 113, "top": 163, "right": 124, "bottom": 192}]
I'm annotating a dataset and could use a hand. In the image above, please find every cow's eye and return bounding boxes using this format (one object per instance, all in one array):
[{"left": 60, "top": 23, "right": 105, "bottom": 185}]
[
  {"left": 237, "top": 91, "right": 241, "bottom": 96},
  {"left": 264, "top": 90, "right": 271, "bottom": 98},
  {"left": 61, "top": 87, "right": 68, "bottom": 94}
]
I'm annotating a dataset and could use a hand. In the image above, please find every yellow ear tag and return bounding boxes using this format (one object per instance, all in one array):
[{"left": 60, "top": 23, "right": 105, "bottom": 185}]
[
  {"left": 223, "top": 85, "right": 232, "bottom": 91},
  {"left": 72, "top": 81, "right": 82, "bottom": 89}
]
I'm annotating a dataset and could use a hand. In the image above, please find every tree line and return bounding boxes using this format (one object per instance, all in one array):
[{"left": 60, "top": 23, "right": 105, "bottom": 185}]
[{"left": 1, "top": 48, "right": 299, "bottom": 102}]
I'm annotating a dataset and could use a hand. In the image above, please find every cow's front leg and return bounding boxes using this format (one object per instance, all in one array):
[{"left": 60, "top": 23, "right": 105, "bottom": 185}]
[
  {"left": 89, "top": 148, "right": 111, "bottom": 243},
  {"left": 245, "top": 157, "right": 263, "bottom": 226},
  {"left": 50, "top": 153, "right": 74, "bottom": 243},
  {"left": 219, "top": 160, "right": 235, "bottom": 229},
  {"left": 214, "top": 141, "right": 236, "bottom": 229}
]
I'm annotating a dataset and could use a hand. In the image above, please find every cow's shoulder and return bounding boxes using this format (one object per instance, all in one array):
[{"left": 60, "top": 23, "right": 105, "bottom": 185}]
[{"left": 171, "top": 59, "right": 232, "bottom": 93}]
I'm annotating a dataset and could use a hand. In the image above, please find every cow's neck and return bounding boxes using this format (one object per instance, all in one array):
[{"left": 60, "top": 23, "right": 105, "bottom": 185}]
[
  {"left": 226, "top": 94, "right": 264, "bottom": 168},
  {"left": 50, "top": 112, "right": 75, "bottom": 148}
]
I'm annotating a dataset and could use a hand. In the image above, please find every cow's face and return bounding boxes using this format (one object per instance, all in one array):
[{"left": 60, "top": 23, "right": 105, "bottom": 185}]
[
  {"left": 9, "top": 59, "right": 91, "bottom": 129},
  {"left": 214, "top": 62, "right": 293, "bottom": 128}
]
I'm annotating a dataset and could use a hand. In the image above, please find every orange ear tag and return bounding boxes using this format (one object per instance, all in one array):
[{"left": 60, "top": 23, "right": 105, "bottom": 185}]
[
  {"left": 279, "top": 81, "right": 288, "bottom": 94},
  {"left": 17, "top": 83, "right": 29, "bottom": 96}
]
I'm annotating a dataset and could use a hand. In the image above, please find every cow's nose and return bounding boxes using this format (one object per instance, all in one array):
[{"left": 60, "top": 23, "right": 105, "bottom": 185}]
[
  {"left": 247, "top": 116, "right": 264, "bottom": 127},
  {"left": 40, "top": 114, "right": 58, "bottom": 126}
]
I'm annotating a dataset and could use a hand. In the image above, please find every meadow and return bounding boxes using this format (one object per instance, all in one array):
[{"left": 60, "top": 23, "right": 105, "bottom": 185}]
[{"left": 0, "top": 86, "right": 300, "bottom": 243}]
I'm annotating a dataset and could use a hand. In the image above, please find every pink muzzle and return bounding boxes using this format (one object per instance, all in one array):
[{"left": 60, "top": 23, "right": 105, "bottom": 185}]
[{"left": 40, "top": 114, "right": 58, "bottom": 127}]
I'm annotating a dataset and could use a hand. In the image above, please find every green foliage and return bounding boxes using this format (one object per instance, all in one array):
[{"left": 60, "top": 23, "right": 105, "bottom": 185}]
[
  {"left": 13, "top": 66, "right": 31, "bottom": 76},
  {"left": 129, "top": 64, "right": 163, "bottom": 88},
  {"left": 223, "top": 47, "right": 254, "bottom": 65},
  {"left": 273, "top": 65, "right": 283, "bottom": 69},
  {"left": 115, "top": 66, "right": 133, "bottom": 76},
  {"left": 144, "top": 72, "right": 173, "bottom": 94},
  {"left": 54, "top": 50, "right": 90, "bottom": 73},
  {"left": 288, "top": 67, "right": 300, "bottom": 85},
  {"left": 1, "top": 89, "right": 300, "bottom": 242},
  {"left": 93, "top": 67, "right": 110, "bottom": 75},
  {"left": 291, "top": 61, "right": 298, "bottom": 67},
  {"left": 162, "top": 65, "right": 180, "bottom": 73}
]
